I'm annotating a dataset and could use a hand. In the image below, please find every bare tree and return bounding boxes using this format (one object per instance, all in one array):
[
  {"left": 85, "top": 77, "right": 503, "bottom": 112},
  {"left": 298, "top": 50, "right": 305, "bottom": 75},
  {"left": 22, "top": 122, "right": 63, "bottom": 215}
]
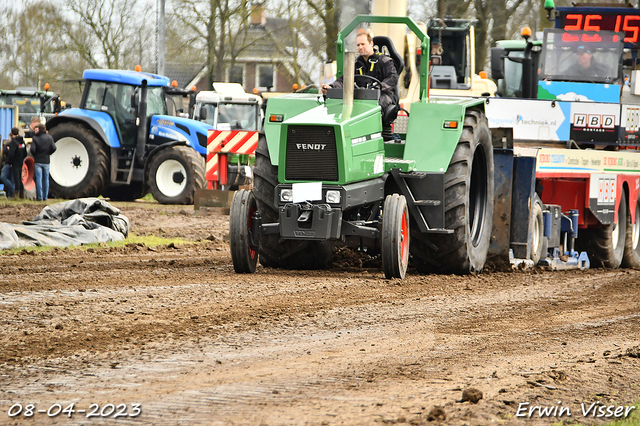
[
  {"left": 304, "top": 0, "right": 339, "bottom": 61},
  {"left": 64, "top": 0, "right": 155, "bottom": 70},
  {"left": 266, "top": 0, "right": 320, "bottom": 86},
  {"left": 468, "top": 0, "right": 532, "bottom": 72},
  {"left": 172, "top": 0, "right": 253, "bottom": 87},
  {"left": 0, "top": 1, "right": 72, "bottom": 89}
]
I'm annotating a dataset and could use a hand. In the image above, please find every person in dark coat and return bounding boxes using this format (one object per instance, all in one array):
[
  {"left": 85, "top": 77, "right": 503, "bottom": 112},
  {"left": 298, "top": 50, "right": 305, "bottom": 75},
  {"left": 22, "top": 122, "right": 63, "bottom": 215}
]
[
  {"left": 30, "top": 123, "right": 57, "bottom": 201},
  {"left": 0, "top": 142, "right": 15, "bottom": 198},
  {"left": 1, "top": 128, "right": 27, "bottom": 198},
  {"left": 322, "top": 28, "right": 399, "bottom": 113}
]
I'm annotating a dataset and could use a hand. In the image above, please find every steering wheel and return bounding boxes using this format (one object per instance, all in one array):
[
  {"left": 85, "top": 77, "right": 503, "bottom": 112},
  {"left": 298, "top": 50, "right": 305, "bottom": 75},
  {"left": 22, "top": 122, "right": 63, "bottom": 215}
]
[{"left": 354, "top": 74, "right": 382, "bottom": 90}]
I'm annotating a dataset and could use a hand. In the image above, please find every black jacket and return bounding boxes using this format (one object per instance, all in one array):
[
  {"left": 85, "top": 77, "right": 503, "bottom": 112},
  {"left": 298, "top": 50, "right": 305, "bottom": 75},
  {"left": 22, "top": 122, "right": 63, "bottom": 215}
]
[
  {"left": 30, "top": 132, "right": 57, "bottom": 164},
  {"left": 6, "top": 137, "right": 27, "bottom": 168},
  {"left": 332, "top": 53, "right": 399, "bottom": 105}
]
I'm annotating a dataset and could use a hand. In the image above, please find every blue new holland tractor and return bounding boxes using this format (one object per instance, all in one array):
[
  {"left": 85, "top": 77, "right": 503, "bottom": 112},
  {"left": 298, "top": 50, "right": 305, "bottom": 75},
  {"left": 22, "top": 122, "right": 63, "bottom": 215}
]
[{"left": 46, "top": 69, "right": 211, "bottom": 204}]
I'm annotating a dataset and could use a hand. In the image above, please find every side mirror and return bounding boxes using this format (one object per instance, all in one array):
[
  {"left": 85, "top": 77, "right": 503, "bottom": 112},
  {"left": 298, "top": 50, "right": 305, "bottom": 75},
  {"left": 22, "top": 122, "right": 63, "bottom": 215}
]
[
  {"left": 491, "top": 47, "right": 506, "bottom": 80},
  {"left": 199, "top": 107, "right": 208, "bottom": 120},
  {"left": 131, "top": 90, "right": 139, "bottom": 109}
]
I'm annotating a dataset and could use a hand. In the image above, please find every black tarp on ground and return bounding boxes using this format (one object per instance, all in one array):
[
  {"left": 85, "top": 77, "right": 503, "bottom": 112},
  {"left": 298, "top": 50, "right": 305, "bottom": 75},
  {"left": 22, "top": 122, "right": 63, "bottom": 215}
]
[{"left": 0, "top": 198, "right": 129, "bottom": 250}]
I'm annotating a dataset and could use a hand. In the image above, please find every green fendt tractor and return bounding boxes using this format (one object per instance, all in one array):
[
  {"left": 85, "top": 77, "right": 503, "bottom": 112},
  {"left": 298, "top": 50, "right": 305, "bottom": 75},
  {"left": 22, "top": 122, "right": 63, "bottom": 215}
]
[{"left": 229, "top": 15, "right": 494, "bottom": 278}]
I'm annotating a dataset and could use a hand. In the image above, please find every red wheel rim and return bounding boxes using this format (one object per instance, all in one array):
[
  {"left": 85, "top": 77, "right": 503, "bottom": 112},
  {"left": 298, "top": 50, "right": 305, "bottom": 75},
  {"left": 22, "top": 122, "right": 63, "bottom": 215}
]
[
  {"left": 400, "top": 210, "right": 408, "bottom": 266},
  {"left": 22, "top": 157, "right": 35, "bottom": 191}
]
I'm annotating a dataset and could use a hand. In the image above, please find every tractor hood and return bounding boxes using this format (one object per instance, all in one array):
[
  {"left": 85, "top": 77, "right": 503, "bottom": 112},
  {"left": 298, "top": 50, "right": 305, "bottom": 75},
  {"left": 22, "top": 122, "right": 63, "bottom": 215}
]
[
  {"left": 264, "top": 95, "right": 382, "bottom": 169},
  {"left": 284, "top": 98, "right": 380, "bottom": 125},
  {"left": 270, "top": 97, "right": 384, "bottom": 185},
  {"left": 149, "top": 114, "right": 212, "bottom": 156}
]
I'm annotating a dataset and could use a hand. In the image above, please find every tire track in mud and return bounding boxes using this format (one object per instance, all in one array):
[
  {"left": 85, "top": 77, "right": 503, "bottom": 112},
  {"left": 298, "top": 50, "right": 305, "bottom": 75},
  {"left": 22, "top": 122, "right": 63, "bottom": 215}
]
[{"left": 1, "top": 263, "right": 639, "bottom": 425}]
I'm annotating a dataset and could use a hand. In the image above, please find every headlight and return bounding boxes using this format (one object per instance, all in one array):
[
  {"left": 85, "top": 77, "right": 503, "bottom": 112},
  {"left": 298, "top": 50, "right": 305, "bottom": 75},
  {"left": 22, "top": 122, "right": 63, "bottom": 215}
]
[
  {"left": 325, "top": 190, "right": 341, "bottom": 204},
  {"left": 280, "top": 189, "right": 293, "bottom": 202}
]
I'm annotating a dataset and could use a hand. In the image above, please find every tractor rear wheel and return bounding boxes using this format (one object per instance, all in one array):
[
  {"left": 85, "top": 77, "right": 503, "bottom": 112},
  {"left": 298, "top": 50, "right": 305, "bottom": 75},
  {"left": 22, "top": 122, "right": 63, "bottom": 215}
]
[
  {"left": 148, "top": 145, "right": 205, "bottom": 205},
  {"left": 230, "top": 189, "right": 259, "bottom": 273},
  {"left": 578, "top": 191, "right": 627, "bottom": 268},
  {"left": 48, "top": 122, "right": 110, "bottom": 199},
  {"left": 381, "top": 194, "right": 410, "bottom": 279},
  {"left": 623, "top": 195, "right": 640, "bottom": 268},
  {"left": 253, "top": 134, "right": 333, "bottom": 269},
  {"left": 412, "top": 109, "right": 494, "bottom": 274}
]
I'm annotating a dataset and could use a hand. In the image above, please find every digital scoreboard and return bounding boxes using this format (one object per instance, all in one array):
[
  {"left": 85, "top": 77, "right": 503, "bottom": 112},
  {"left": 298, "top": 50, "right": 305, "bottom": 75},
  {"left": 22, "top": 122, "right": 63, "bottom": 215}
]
[{"left": 556, "top": 7, "right": 640, "bottom": 47}]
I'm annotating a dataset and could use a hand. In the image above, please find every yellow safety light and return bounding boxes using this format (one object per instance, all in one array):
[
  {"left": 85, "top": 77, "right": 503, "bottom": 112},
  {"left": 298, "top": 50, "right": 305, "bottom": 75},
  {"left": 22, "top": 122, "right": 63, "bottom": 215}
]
[
  {"left": 478, "top": 71, "right": 488, "bottom": 79},
  {"left": 134, "top": 65, "right": 142, "bottom": 72},
  {"left": 171, "top": 80, "right": 178, "bottom": 87},
  {"left": 44, "top": 83, "right": 50, "bottom": 91}
]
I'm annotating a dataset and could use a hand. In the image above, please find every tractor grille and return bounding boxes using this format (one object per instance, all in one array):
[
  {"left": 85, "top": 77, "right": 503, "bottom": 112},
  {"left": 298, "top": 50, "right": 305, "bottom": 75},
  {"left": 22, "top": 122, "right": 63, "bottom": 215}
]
[{"left": 285, "top": 126, "right": 338, "bottom": 181}]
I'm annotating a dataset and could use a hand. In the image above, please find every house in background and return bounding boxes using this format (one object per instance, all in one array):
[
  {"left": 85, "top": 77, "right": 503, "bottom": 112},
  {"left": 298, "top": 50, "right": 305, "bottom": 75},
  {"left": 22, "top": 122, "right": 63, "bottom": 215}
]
[{"left": 165, "top": 4, "right": 308, "bottom": 94}]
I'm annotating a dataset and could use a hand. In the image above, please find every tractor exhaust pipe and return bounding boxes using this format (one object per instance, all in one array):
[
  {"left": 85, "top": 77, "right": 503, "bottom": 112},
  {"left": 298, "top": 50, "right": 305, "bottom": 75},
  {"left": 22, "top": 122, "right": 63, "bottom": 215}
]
[
  {"left": 136, "top": 80, "right": 148, "bottom": 164},
  {"left": 343, "top": 51, "right": 355, "bottom": 118}
]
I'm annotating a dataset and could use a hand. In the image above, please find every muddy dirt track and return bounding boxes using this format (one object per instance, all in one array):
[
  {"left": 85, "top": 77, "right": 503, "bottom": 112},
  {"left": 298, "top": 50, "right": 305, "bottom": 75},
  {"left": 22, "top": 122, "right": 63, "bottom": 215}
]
[{"left": 0, "top": 200, "right": 639, "bottom": 426}]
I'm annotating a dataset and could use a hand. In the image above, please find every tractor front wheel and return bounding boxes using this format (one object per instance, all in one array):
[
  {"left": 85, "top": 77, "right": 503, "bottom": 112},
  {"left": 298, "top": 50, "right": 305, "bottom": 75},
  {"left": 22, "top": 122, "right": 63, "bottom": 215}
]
[
  {"left": 381, "top": 194, "right": 410, "bottom": 279},
  {"left": 230, "top": 189, "right": 259, "bottom": 273},
  {"left": 148, "top": 146, "right": 205, "bottom": 205}
]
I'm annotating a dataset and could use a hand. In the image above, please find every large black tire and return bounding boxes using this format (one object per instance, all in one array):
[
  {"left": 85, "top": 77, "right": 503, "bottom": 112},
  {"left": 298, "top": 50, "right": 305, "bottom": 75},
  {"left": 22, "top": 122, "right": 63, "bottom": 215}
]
[
  {"left": 230, "top": 189, "right": 259, "bottom": 273},
  {"left": 148, "top": 146, "right": 205, "bottom": 205},
  {"left": 382, "top": 194, "right": 410, "bottom": 279},
  {"left": 101, "top": 182, "right": 146, "bottom": 202},
  {"left": 411, "top": 109, "right": 494, "bottom": 274},
  {"left": 253, "top": 134, "right": 333, "bottom": 269},
  {"left": 530, "top": 194, "right": 548, "bottom": 265},
  {"left": 48, "top": 122, "right": 110, "bottom": 199},
  {"left": 578, "top": 190, "right": 627, "bottom": 268},
  {"left": 623, "top": 194, "right": 640, "bottom": 268}
]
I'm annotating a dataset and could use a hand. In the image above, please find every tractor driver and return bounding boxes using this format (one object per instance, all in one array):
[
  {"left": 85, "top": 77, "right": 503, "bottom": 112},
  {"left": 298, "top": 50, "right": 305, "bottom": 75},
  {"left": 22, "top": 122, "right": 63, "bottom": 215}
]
[{"left": 322, "top": 28, "right": 399, "bottom": 115}]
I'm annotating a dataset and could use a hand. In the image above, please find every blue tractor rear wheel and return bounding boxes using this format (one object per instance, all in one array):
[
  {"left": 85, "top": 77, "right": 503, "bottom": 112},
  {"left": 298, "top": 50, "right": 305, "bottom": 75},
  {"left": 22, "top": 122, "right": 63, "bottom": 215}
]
[{"left": 48, "top": 122, "right": 110, "bottom": 199}]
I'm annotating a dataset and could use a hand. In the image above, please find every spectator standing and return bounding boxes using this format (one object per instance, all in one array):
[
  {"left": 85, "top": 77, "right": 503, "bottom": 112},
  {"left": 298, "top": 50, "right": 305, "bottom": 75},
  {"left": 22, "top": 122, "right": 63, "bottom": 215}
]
[
  {"left": 30, "top": 123, "right": 57, "bottom": 201},
  {"left": 0, "top": 140, "right": 15, "bottom": 198},
  {"left": 28, "top": 116, "right": 41, "bottom": 138},
  {"left": 5, "top": 128, "right": 27, "bottom": 198}
]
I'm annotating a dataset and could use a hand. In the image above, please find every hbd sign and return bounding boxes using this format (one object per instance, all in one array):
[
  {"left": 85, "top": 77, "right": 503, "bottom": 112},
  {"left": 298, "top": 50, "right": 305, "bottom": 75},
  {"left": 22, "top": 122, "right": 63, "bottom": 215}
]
[{"left": 573, "top": 114, "right": 616, "bottom": 130}]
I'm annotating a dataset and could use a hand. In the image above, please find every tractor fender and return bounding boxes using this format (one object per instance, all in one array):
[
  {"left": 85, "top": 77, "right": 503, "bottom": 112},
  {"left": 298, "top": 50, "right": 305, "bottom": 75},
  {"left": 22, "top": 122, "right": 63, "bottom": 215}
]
[
  {"left": 403, "top": 99, "right": 486, "bottom": 173},
  {"left": 47, "top": 111, "right": 121, "bottom": 147}
]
